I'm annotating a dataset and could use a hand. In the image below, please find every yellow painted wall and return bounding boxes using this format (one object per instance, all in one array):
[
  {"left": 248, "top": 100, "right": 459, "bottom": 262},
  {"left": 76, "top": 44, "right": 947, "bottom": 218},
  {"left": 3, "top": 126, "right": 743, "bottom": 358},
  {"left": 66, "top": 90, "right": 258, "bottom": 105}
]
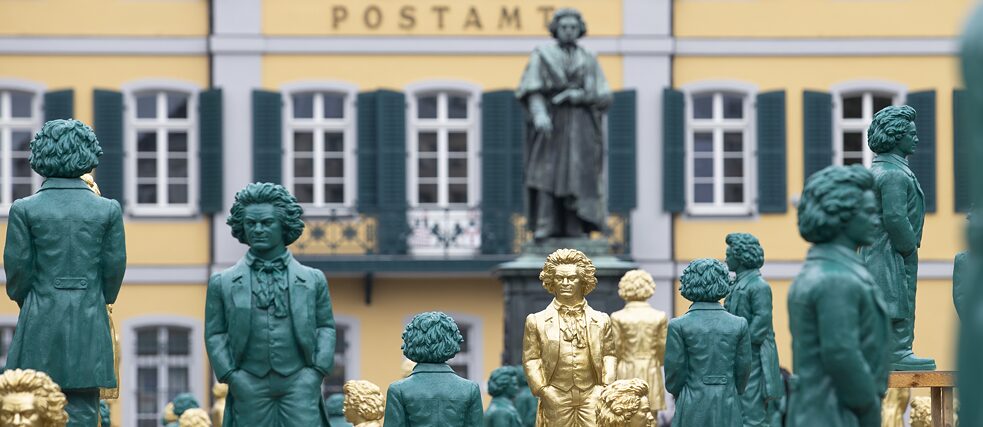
[
  {"left": 263, "top": 55, "right": 623, "bottom": 91},
  {"left": 675, "top": 0, "right": 974, "bottom": 38},
  {"left": 264, "top": 0, "right": 622, "bottom": 36},
  {"left": 0, "top": 0, "right": 207, "bottom": 36},
  {"left": 673, "top": 56, "right": 965, "bottom": 262}
]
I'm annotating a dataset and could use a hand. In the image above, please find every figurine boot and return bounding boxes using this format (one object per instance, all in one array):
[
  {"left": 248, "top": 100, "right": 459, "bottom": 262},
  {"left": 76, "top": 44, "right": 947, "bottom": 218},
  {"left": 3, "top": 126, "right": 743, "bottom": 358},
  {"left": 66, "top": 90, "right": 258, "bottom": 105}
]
[{"left": 891, "top": 320, "right": 936, "bottom": 371}]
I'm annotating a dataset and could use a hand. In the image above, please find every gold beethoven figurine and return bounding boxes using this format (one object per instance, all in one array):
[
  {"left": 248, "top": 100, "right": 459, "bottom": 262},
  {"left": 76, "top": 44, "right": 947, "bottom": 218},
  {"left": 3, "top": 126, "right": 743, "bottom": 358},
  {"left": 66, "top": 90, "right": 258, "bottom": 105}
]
[
  {"left": 178, "top": 408, "right": 212, "bottom": 427},
  {"left": 210, "top": 383, "right": 227, "bottom": 427},
  {"left": 523, "top": 248, "right": 616, "bottom": 426},
  {"left": 610, "top": 270, "right": 667, "bottom": 418},
  {"left": 343, "top": 380, "right": 385, "bottom": 427},
  {"left": 0, "top": 369, "right": 69, "bottom": 427},
  {"left": 595, "top": 379, "right": 655, "bottom": 427}
]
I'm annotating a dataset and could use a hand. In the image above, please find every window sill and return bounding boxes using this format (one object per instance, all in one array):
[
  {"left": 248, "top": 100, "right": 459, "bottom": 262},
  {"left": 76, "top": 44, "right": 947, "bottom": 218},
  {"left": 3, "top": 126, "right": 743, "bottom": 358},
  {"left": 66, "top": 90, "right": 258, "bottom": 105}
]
[
  {"left": 300, "top": 206, "right": 356, "bottom": 218},
  {"left": 126, "top": 206, "right": 199, "bottom": 219},
  {"left": 684, "top": 205, "right": 755, "bottom": 219}
]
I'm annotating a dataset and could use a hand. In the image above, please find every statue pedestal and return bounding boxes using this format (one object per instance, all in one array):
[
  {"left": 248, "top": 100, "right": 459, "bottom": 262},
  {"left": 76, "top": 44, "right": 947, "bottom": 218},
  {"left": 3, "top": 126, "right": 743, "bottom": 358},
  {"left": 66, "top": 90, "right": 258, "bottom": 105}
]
[{"left": 496, "top": 237, "right": 637, "bottom": 365}]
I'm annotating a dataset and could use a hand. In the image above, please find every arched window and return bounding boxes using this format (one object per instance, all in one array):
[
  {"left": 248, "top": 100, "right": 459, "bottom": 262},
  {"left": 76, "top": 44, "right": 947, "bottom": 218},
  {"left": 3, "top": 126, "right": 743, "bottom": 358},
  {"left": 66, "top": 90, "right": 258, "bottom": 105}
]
[
  {"left": 832, "top": 81, "right": 906, "bottom": 168},
  {"left": 0, "top": 81, "right": 43, "bottom": 209}
]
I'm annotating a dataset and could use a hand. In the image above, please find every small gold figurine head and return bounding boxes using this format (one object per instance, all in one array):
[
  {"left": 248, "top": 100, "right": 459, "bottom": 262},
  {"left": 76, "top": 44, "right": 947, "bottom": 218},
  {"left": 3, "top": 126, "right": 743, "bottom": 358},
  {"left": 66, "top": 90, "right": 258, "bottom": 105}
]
[
  {"left": 540, "top": 249, "right": 597, "bottom": 302},
  {"left": 178, "top": 408, "right": 211, "bottom": 427},
  {"left": 0, "top": 369, "right": 68, "bottom": 427},
  {"left": 211, "top": 383, "right": 227, "bottom": 400},
  {"left": 342, "top": 380, "right": 385, "bottom": 425},
  {"left": 617, "top": 269, "right": 656, "bottom": 302},
  {"left": 80, "top": 173, "right": 101, "bottom": 196},
  {"left": 596, "top": 379, "right": 654, "bottom": 427},
  {"left": 162, "top": 402, "right": 178, "bottom": 423},
  {"left": 909, "top": 396, "right": 931, "bottom": 427}
]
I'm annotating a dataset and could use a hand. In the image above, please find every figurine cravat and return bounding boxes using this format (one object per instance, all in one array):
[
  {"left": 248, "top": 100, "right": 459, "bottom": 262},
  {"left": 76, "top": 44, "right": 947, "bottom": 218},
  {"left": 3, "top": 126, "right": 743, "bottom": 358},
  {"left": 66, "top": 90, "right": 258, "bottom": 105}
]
[
  {"left": 522, "top": 248, "right": 616, "bottom": 426},
  {"left": 205, "top": 183, "right": 337, "bottom": 427},
  {"left": 787, "top": 165, "right": 891, "bottom": 427},
  {"left": 0, "top": 369, "right": 69, "bottom": 427},
  {"left": 3, "top": 119, "right": 126, "bottom": 427},
  {"left": 665, "top": 258, "right": 752, "bottom": 427},
  {"left": 485, "top": 367, "right": 523, "bottom": 427},
  {"left": 383, "top": 312, "right": 483, "bottom": 426},
  {"left": 343, "top": 380, "right": 384, "bottom": 427},
  {"left": 595, "top": 379, "right": 655, "bottom": 427},
  {"left": 722, "top": 233, "right": 783, "bottom": 426},
  {"left": 610, "top": 269, "right": 667, "bottom": 418}
]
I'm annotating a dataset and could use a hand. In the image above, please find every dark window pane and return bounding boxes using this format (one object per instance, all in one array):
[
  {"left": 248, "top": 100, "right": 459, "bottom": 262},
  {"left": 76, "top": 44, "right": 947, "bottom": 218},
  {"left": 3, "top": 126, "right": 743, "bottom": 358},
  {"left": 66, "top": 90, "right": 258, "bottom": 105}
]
[
  {"left": 324, "top": 158, "right": 344, "bottom": 178},
  {"left": 722, "top": 93, "right": 743, "bottom": 119},
  {"left": 694, "top": 183, "right": 713, "bottom": 203},
  {"left": 843, "top": 157, "right": 864, "bottom": 166},
  {"left": 693, "top": 132, "right": 712, "bottom": 152},
  {"left": 724, "top": 158, "right": 744, "bottom": 178},
  {"left": 324, "top": 132, "right": 344, "bottom": 152},
  {"left": 418, "top": 159, "right": 437, "bottom": 178},
  {"left": 323, "top": 361, "right": 346, "bottom": 396},
  {"left": 137, "top": 158, "right": 157, "bottom": 178},
  {"left": 418, "top": 132, "right": 437, "bottom": 152},
  {"left": 136, "top": 329, "right": 158, "bottom": 355},
  {"left": 724, "top": 132, "right": 743, "bottom": 152},
  {"left": 12, "top": 158, "right": 31, "bottom": 178},
  {"left": 842, "top": 95, "right": 862, "bottom": 119},
  {"left": 168, "top": 132, "right": 188, "bottom": 153},
  {"left": 449, "top": 158, "right": 468, "bottom": 178},
  {"left": 137, "top": 184, "right": 157, "bottom": 204},
  {"left": 448, "top": 95, "right": 468, "bottom": 119},
  {"left": 336, "top": 326, "right": 348, "bottom": 354},
  {"left": 448, "top": 132, "right": 467, "bottom": 152},
  {"left": 324, "top": 184, "right": 344, "bottom": 204},
  {"left": 724, "top": 183, "right": 744, "bottom": 203},
  {"left": 138, "top": 132, "right": 157, "bottom": 153},
  {"left": 139, "top": 420, "right": 157, "bottom": 427},
  {"left": 166, "top": 92, "right": 188, "bottom": 119},
  {"left": 294, "top": 184, "right": 314, "bottom": 203},
  {"left": 168, "top": 184, "right": 188, "bottom": 204},
  {"left": 323, "top": 93, "right": 345, "bottom": 119},
  {"left": 417, "top": 95, "right": 438, "bottom": 119},
  {"left": 10, "top": 91, "right": 32, "bottom": 118},
  {"left": 168, "top": 159, "right": 188, "bottom": 178},
  {"left": 292, "top": 93, "right": 314, "bottom": 119},
  {"left": 692, "top": 94, "right": 713, "bottom": 119},
  {"left": 168, "top": 367, "right": 189, "bottom": 398},
  {"left": 294, "top": 158, "right": 314, "bottom": 177},
  {"left": 137, "top": 367, "right": 158, "bottom": 413},
  {"left": 11, "top": 130, "right": 31, "bottom": 152},
  {"left": 418, "top": 184, "right": 437, "bottom": 204},
  {"left": 294, "top": 132, "right": 314, "bottom": 152},
  {"left": 872, "top": 95, "right": 893, "bottom": 115},
  {"left": 12, "top": 184, "right": 32, "bottom": 201},
  {"left": 136, "top": 93, "right": 157, "bottom": 119},
  {"left": 843, "top": 131, "right": 864, "bottom": 153},
  {"left": 693, "top": 159, "right": 713, "bottom": 178},
  {"left": 457, "top": 323, "right": 471, "bottom": 352},
  {"left": 449, "top": 184, "right": 468, "bottom": 204}
]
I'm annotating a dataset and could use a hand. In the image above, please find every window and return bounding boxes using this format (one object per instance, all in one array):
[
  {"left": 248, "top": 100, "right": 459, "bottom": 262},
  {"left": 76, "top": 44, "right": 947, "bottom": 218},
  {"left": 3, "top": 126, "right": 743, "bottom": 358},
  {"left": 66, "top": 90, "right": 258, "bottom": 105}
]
[
  {"left": 285, "top": 89, "right": 356, "bottom": 211},
  {"left": 133, "top": 326, "right": 192, "bottom": 427},
  {"left": 125, "top": 84, "right": 198, "bottom": 216},
  {"left": 0, "top": 89, "right": 41, "bottom": 208},
  {"left": 409, "top": 90, "right": 478, "bottom": 207},
  {"left": 686, "top": 90, "right": 753, "bottom": 215},
  {"left": 321, "top": 323, "right": 348, "bottom": 397},
  {"left": 445, "top": 315, "right": 481, "bottom": 383},
  {"left": 835, "top": 90, "right": 901, "bottom": 167}
]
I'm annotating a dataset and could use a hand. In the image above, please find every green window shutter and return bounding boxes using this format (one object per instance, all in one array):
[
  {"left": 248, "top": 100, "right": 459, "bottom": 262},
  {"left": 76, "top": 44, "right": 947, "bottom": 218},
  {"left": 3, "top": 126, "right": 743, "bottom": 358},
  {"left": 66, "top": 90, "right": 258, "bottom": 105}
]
[
  {"left": 357, "top": 91, "right": 379, "bottom": 212},
  {"left": 907, "top": 90, "right": 937, "bottom": 213},
  {"left": 803, "top": 90, "right": 833, "bottom": 183},
  {"left": 93, "top": 89, "right": 124, "bottom": 208},
  {"left": 480, "top": 90, "right": 524, "bottom": 254},
  {"left": 954, "top": 89, "right": 972, "bottom": 212},
  {"left": 43, "top": 89, "right": 74, "bottom": 122},
  {"left": 375, "top": 90, "right": 408, "bottom": 255},
  {"left": 608, "top": 90, "right": 637, "bottom": 215},
  {"left": 199, "top": 88, "right": 223, "bottom": 214},
  {"left": 662, "top": 88, "right": 685, "bottom": 213},
  {"left": 252, "top": 89, "right": 282, "bottom": 184},
  {"left": 757, "top": 90, "right": 787, "bottom": 213}
]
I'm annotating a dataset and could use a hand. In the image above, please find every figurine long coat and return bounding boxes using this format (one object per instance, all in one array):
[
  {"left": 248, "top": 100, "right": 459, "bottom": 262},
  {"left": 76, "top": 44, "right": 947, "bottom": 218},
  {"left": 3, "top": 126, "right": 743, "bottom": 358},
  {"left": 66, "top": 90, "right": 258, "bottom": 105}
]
[
  {"left": 664, "top": 302, "right": 751, "bottom": 427},
  {"left": 383, "top": 363, "right": 484, "bottom": 426},
  {"left": 485, "top": 395, "right": 524, "bottom": 427},
  {"left": 611, "top": 301, "right": 668, "bottom": 411},
  {"left": 787, "top": 244, "right": 891, "bottom": 427},
  {"left": 3, "top": 177, "right": 126, "bottom": 389}
]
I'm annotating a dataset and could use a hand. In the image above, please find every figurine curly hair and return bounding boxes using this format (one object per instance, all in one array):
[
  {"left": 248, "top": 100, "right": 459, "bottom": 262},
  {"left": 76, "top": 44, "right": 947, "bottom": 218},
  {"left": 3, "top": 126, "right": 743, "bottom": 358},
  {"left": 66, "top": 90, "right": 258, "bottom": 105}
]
[
  {"left": 868, "top": 105, "right": 916, "bottom": 153},
  {"left": 401, "top": 311, "right": 464, "bottom": 363},
  {"left": 487, "top": 367, "right": 519, "bottom": 398},
  {"left": 617, "top": 269, "right": 656, "bottom": 302},
  {"left": 680, "top": 258, "right": 731, "bottom": 302},
  {"left": 29, "top": 119, "right": 103, "bottom": 178},
  {"left": 797, "top": 165, "right": 875, "bottom": 244},
  {"left": 540, "top": 248, "right": 598, "bottom": 296},
  {"left": 178, "top": 408, "right": 211, "bottom": 427},
  {"left": 0, "top": 369, "right": 69, "bottom": 427},
  {"left": 596, "top": 379, "right": 649, "bottom": 427},
  {"left": 725, "top": 233, "right": 765, "bottom": 270},
  {"left": 343, "top": 380, "right": 384, "bottom": 425},
  {"left": 548, "top": 8, "right": 587, "bottom": 39},
  {"left": 227, "top": 182, "right": 306, "bottom": 246}
]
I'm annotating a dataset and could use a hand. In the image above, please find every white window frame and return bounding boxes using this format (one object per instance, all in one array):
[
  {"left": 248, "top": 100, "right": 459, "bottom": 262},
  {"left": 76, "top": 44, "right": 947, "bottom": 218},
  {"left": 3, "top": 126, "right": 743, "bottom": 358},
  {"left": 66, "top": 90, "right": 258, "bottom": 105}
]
[
  {"left": 121, "top": 315, "right": 205, "bottom": 427},
  {"left": 831, "top": 81, "right": 907, "bottom": 168},
  {"left": 405, "top": 80, "right": 482, "bottom": 209},
  {"left": 122, "top": 80, "right": 200, "bottom": 217},
  {"left": 281, "top": 81, "right": 358, "bottom": 215},
  {"left": 321, "top": 315, "right": 361, "bottom": 396},
  {"left": 0, "top": 79, "right": 45, "bottom": 214},
  {"left": 681, "top": 80, "right": 758, "bottom": 216}
]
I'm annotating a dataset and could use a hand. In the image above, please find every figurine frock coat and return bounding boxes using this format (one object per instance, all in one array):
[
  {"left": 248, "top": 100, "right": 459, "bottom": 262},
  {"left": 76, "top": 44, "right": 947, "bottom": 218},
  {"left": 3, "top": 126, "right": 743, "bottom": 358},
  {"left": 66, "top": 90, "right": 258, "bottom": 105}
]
[
  {"left": 3, "top": 177, "right": 126, "bottom": 390},
  {"left": 485, "top": 396, "right": 524, "bottom": 427},
  {"left": 383, "top": 363, "right": 484, "bottom": 426},
  {"left": 665, "top": 302, "right": 752, "bottom": 427},
  {"left": 787, "top": 244, "right": 891, "bottom": 427},
  {"left": 610, "top": 301, "right": 668, "bottom": 411}
]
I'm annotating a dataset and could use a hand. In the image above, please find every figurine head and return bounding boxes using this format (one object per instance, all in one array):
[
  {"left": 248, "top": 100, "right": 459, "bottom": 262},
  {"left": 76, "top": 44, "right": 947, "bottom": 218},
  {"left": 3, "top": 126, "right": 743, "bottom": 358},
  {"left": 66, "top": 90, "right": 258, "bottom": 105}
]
[
  {"left": 487, "top": 367, "right": 519, "bottom": 399},
  {"left": 324, "top": 394, "right": 345, "bottom": 417},
  {"left": 400, "top": 311, "right": 464, "bottom": 364},
  {"left": 596, "top": 379, "right": 654, "bottom": 427},
  {"left": 797, "top": 165, "right": 878, "bottom": 246},
  {"left": 867, "top": 105, "right": 917, "bottom": 156},
  {"left": 342, "top": 380, "right": 384, "bottom": 425},
  {"left": 549, "top": 8, "right": 586, "bottom": 43},
  {"left": 177, "top": 408, "right": 211, "bottom": 427},
  {"left": 909, "top": 396, "right": 931, "bottom": 427},
  {"left": 509, "top": 365, "right": 529, "bottom": 388},
  {"left": 29, "top": 119, "right": 103, "bottom": 179},
  {"left": 0, "top": 369, "right": 68, "bottom": 427},
  {"left": 228, "top": 182, "right": 305, "bottom": 250},
  {"left": 724, "top": 233, "right": 764, "bottom": 273},
  {"left": 540, "top": 248, "right": 597, "bottom": 304},
  {"left": 680, "top": 258, "right": 731, "bottom": 303},
  {"left": 617, "top": 269, "right": 656, "bottom": 302},
  {"left": 211, "top": 383, "right": 227, "bottom": 400},
  {"left": 170, "top": 393, "right": 198, "bottom": 418}
]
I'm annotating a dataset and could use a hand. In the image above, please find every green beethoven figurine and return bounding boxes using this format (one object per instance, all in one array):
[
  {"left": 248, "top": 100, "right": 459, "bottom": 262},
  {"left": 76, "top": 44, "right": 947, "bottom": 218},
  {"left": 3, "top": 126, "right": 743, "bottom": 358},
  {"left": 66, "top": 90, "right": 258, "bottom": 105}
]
[
  {"left": 787, "top": 165, "right": 891, "bottom": 427},
  {"left": 485, "top": 367, "right": 523, "bottom": 427},
  {"left": 953, "top": 211, "right": 973, "bottom": 319},
  {"left": 858, "top": 105, "right": 936, "bottom": 371},
  {"left": 516, "top": 8, "right": 612, "bottom": 240},
  {"left": 205, "top": 182, "right": 336, "bottom": 427},
  {"left": 3, "top": 119, "right": 126, "bottom": 427},
  {"left": 723, "top": 233, "right": 783, "bottom": 426},
  {"left": 508, "top": 366, "right": 537, "bottom": 427},
  {"left": 325, "top": 394, "right": 353, "bottom": 427},
  {"left": 665, "top": 258, "right": 752, "bottom": 427},
  {"left": 383, "top": 312, "right": 483, "bottom": 426}
]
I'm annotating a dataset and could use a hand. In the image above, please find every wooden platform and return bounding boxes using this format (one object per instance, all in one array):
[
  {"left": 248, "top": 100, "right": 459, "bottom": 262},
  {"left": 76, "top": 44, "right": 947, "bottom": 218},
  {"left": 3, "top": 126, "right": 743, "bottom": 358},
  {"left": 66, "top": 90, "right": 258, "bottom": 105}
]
[{"left": 888, "top": 371, "right": 955, "bottom": 427}]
